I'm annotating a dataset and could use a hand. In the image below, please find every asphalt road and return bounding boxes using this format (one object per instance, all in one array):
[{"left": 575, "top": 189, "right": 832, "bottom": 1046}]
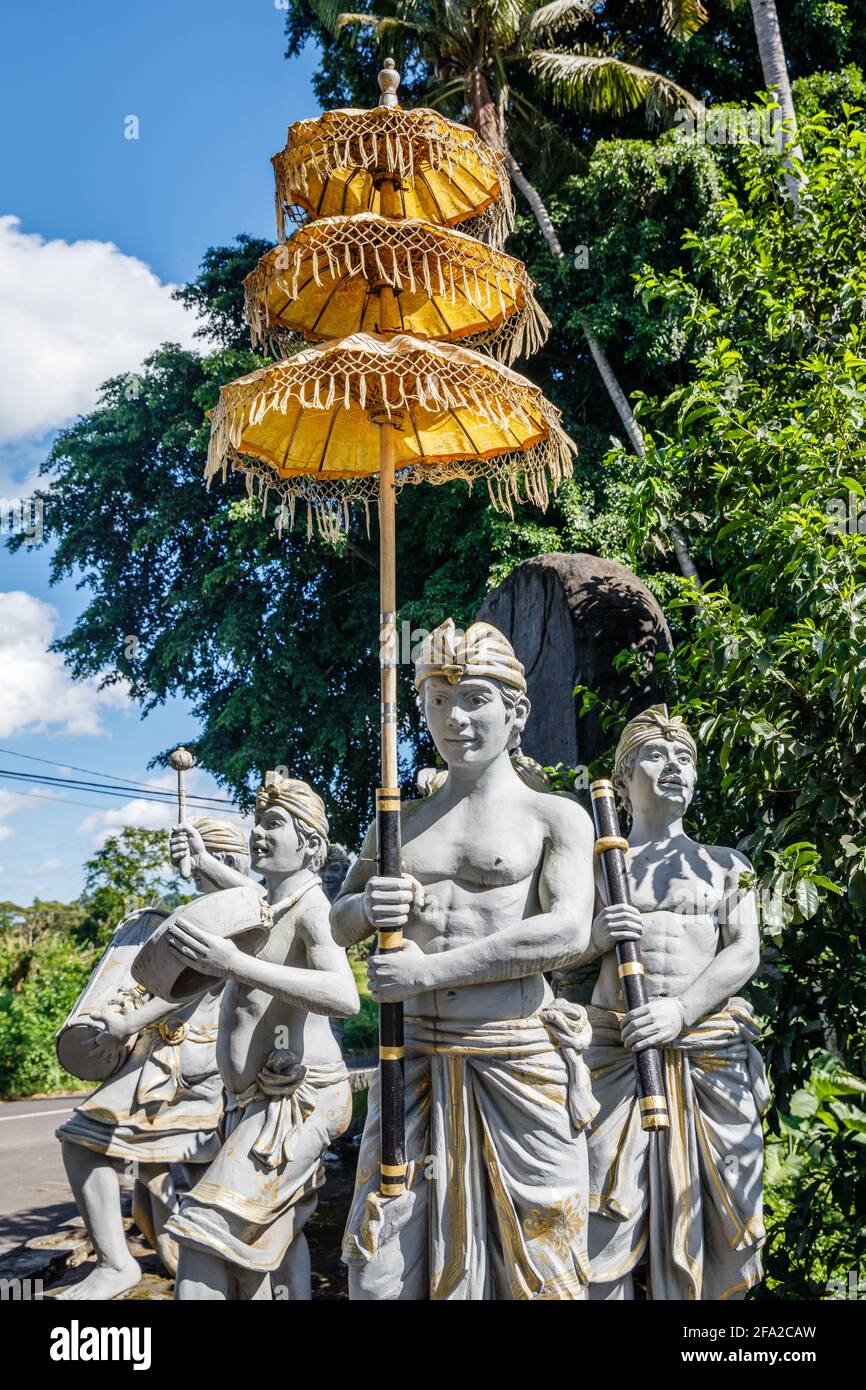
[{"left": 0, "top": 1094, "right": 85, "bottom": 1253}]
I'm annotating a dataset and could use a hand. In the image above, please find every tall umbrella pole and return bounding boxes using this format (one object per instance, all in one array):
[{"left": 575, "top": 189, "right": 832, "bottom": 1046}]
[{"left": 374, "top": 169, "right": 406, "bottom": 1199}]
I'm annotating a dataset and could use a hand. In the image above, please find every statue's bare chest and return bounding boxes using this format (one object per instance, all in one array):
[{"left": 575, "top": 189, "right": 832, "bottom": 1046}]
[
  {"left": 626, "top": 845, "right": 728, "bottom": 917},
  {"left": 402, "top": 803, "right": 542, "bottom": 889}
]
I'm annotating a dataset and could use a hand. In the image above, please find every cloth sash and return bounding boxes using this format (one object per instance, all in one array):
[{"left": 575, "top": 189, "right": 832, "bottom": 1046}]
[
  {"left": 133, "top": 1018, "right": 220, "bottom": 1109},
  {"left": 587, "top": 998, "right": 770, "bottom": 1300},
  {"left": 227, "top": 1049, "right": 349, "bottom": 1170}
]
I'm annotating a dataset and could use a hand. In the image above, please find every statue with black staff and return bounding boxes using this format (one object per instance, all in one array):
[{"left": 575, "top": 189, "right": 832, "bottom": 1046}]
[
  {"left": 55, "top": 808, "right": 249, "bottom": 1300},
  {"left": 333, "top": 618, "right": 598, "bottom": 1301},
  {"left": 583, "top": 705, "right": 769, "bottom": 1301}
]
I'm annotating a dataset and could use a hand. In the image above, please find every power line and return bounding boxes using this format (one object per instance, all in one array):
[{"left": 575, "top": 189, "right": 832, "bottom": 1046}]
[
  {"left": 0, "top": 746, "right": 237, "bottom": 804},
  {"left": 5, "top": 787, "right": 249, "bottom": 819},
  {"left": 0, "top": 767, "right": 241, "bottom": 812}
]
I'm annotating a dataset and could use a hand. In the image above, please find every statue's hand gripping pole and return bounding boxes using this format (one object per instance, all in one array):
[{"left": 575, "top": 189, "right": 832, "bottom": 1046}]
[
  {"left": 590, "top": 779, "right": 669, "bottom": 1133},
  {"left": 170, "top": 747, "right": 195, "bottom": 879}
]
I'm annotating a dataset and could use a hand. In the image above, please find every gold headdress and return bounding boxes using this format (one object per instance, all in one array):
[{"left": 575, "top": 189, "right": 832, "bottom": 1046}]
[
  {"left": 613, "top": 704, "right": 698, "bottom": 777},
  {"left": 190, "top": 817, "right": 250, "bottom": 858},
  {"left": 254, "top": 772, "right": 329, "bottom": 841},
  {"left": 413, "top": 617, "right": 526, "bottom": 693}
]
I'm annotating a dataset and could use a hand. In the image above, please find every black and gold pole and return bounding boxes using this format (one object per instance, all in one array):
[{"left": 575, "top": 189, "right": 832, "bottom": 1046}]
[
  {"left": 590, "top": 779, "right": 669, "bottom": 1132},
  {"left": 373, "top": 125, "right": 406, "bottom": 1198}
]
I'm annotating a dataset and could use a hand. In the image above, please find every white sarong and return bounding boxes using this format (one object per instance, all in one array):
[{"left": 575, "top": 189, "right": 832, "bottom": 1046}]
[
  {"left": 586, "top": 998, "right": 770, "bottom": 1300},
  {"left": 343, "top": 1002, "right": 598, "bottom": 1300}
]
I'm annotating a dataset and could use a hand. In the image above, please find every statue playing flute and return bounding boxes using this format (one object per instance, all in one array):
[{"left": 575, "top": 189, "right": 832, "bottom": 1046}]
[
  {"left": 333, "top": 619, "right": 598, "bottom": 1301},
  {"left": 582, "top": 706, "right": 769, "bottom": 1301}
]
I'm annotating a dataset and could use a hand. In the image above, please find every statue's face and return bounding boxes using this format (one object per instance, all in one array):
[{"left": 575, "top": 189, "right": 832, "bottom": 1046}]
[
  {"left": 423, "top": 676, "right": 524, "bottom": 771},
  {"left": 627, "top": 737, "right": 697, "bottom": 817},
  {"left": 250, "top": 805, "right": 306, "bottom": 876},
  {"left": 321, "top": 855, "right": 348, "bottom": 894},
  {"left": 192, "top": 849, "right": 249, "bottom": 891}
]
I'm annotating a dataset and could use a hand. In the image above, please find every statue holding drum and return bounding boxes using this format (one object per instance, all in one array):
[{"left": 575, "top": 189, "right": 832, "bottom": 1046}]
[{"left": 54, "top": 817, "right": 250, "bottom": 1299}]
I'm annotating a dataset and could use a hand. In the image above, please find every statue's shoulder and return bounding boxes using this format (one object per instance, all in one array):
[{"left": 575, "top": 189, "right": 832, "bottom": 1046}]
[
  {"left": 536, "top": 786, "right": 594, "bottom": 841},
  {"left": 700, "top": 841, "right": 755, "bottom": 882}
]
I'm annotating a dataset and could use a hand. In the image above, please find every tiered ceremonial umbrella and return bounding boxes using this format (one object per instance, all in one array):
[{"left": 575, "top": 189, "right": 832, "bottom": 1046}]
[
  {"left": 243, "top": 214, "right": 549, "bottom": 363},
  {"left": 207, "top": 59, "right": 575, "bottom": 1201}
]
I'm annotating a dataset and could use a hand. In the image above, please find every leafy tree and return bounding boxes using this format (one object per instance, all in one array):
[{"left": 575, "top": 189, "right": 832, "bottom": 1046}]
[{"left": 77, "top": 827, "right": 186, "bottom": 945}]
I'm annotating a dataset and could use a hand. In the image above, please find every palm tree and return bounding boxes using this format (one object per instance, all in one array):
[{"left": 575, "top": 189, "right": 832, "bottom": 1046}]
[
  {"left": 310, "top": 0, "right": 703, "bottom": 578},
  {"left": 664, "top": 0, "right": 804, "bottom": 205}
]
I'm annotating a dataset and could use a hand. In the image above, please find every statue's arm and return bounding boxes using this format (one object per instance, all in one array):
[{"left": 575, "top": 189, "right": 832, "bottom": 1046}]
[
  {"left": 170, "top": 822, "right": 253, "bottom": 894},
  {"left": 227, "top": 900, "right": 360, "bottom": 1018},
  {"left": 411, "top": 800, "right": 596, "bottom": 991},
  {"left": 86, "top": 984, "right": 217, "bottom": 1040},
  {"left": 193, "top": 852, "right": 253, "bottom": 894},
  {"left": 678, "top": 852, "right": 761, "bottom": 1026},
  {"left": 330, "top": 822, "right": 378, "bottom": 948}
]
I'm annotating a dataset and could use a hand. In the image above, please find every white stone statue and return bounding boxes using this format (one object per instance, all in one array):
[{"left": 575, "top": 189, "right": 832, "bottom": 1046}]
[
  {"left": 55, "top": 818, "right": 250, "bottom": 1300},
  {"left": 583, "top": 705, "right": 769, "bottom": 1301},
  {"left": 163, "top": 774, "right": 359, "bottom": 1300},
  {"left": 333, "top": 619, "right": 598, "bottom": 1300},
  {"left": 320, "top": 843, "right": 351, "bottom": 904}
]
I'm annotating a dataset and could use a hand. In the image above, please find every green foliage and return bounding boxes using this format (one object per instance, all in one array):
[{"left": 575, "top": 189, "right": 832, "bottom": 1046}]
[
  {"left": 0, "top": 903, "right": 96, "bottom": 1098},
  {"left": 344, "top": 944, "right": 379, "bottom": 1053},
  {"left": 77, "top": 828, "right": 186, "bottom": 946},
  {"left": 763, "top": 1054, "right": 866, "bottom": 1298},
  {"left": 605, "top": 108, "right": 866, "bottom": 1295}
]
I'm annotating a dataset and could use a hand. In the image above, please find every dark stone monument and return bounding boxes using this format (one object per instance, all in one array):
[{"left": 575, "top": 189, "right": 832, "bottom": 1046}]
[{"left": 476, "top": 552, "right": 673, "bottom": 769}]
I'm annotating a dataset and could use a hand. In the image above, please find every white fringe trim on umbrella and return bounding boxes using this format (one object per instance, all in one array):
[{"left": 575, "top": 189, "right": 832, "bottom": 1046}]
[{"left": 217, "top": 439, "right": 572, "bottom": 543}]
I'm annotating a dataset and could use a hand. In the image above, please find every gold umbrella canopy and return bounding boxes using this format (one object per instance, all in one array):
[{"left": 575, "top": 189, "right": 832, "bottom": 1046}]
[
  {"left": 244, "top": 215, "right": 550, "bottom": 365},
  {"left": 272, "top": 103, "right": 515, "bottom": 248},
  {"left": 206, "top": 332, "right": 575, "bottom": 531}
]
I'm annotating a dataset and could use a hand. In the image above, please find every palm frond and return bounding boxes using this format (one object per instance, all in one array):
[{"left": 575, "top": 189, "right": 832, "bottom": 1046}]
[
  {"left": 508, "top": 89, "right": 587, "bottom": 178},
  {"left": 660, "top": 0, "right": 709, "bottom": 42},
  {"left": 531, "top": 48, "right": 703, "bottom": 121},
  {"left": 424, "top": 77, "right": 468, "bottom": 110},
  {"left": 334, "top": 12, "right": 421, "bottom": 35},
  {"left": 525, "top": 1, "right": 595, "bottom": 39},
  {"left": 308, "top": 0, "right": 365, "bottom": 36}
]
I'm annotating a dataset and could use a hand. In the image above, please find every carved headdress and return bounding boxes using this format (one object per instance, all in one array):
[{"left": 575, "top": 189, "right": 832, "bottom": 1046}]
[
  {"left": 254, "top": 772, "right": 329, "bottom": 841},
  {"left": 190, "top": 817, "right": 250, "bottom": 858},
  {"left": 613, "top": 704, "right": 698, "bottom": 778},
  {"left": 413, "top": 617, "right": 526, "bottom": 693}
]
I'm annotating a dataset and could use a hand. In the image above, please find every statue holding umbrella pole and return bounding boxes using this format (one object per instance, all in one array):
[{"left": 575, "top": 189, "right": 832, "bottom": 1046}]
[{"left": 206, "top": 58, "right": 576, "bottom": 1214}]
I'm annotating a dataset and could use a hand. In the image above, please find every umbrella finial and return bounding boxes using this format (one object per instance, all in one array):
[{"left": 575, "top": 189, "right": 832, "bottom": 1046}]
[{"left": 378, "top": 57, "right": 400, "bottom": 109}]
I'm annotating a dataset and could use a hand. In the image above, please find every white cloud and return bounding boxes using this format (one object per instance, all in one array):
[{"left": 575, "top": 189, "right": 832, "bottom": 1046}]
[
  {"left": 0, "top": 590, "right": 130, "bottom": 737},
  {"left": 0, "top": 788, "right": 25, "bottom": 841},
  {"left": 0, "top": 216, "right": 202, "bottom": 445},
  {"left": 2, "top": 856, "right": 62, "bottom": 880}
]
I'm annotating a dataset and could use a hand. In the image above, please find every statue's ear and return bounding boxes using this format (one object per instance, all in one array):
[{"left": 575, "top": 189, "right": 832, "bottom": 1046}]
[
  {"left": 304, "top": 831, "right": 326, "bottom": 870},
  {"left": 513, "top": 692, "right": 531, "bottom": 732}
]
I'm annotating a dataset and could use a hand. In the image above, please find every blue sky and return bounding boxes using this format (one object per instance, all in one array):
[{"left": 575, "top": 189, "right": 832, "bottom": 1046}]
[{"left": 0, "top": 2, "right": 321, "bottom": 902}]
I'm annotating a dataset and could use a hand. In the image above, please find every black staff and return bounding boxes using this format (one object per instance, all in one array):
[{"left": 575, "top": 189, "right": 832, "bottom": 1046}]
[
  {"left": 376, "top": 784, "right": 406, "bottom": 1196},
  {"left": 590, "top": 778, "right": 669, "bottom": 1132}
]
